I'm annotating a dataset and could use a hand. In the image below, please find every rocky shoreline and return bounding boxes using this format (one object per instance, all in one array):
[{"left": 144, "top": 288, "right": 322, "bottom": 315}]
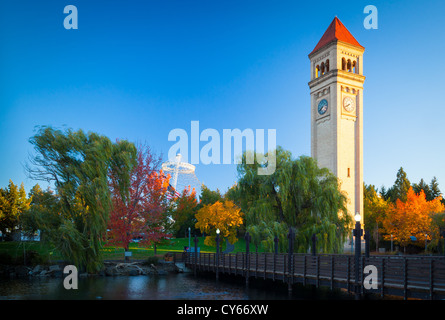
[{"left": 0, "top": 260, "right": 186, "bottom": 279}]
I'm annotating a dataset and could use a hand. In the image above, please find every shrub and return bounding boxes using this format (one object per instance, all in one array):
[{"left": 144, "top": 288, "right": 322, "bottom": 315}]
[
  {"left": 13, "top": 250, "right": 47, "bottom": 266},
  {"left": 143, "top": 256, "right": 159, "bottom": 266}
]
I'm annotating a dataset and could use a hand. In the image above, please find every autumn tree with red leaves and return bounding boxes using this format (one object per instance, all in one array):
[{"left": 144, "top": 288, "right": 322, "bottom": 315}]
[{"left": 107, "top": 145, "right": 171, "bottom": 260}]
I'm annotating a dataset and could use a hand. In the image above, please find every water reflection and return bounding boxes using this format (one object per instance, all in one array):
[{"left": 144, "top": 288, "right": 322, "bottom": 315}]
[
  {"left": 0, "top": 274, "right": 290, "bottom": 300},
  {"left": 0, "top": 273, "right": 352, "bottom": 300}
]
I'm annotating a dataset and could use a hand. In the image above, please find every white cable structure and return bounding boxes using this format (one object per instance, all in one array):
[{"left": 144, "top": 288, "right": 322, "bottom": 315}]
[{"left": 161, "top": 154, "right": 201, "bottom": 197}]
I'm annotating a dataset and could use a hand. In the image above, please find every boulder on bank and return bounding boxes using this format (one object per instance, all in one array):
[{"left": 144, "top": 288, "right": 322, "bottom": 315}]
[{"left": 101, "top": 261, "right": 173, "bottom": 276}]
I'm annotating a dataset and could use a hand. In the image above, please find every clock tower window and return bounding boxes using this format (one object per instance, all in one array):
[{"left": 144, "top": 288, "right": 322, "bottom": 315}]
[{"left": 347, "top": 59, "right": 352, "bottom": 72}]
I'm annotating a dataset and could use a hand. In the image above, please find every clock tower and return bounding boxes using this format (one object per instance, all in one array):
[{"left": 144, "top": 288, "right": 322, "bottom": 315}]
[{"left": 308, "top": 17, "right": 365, "bottom": 230}]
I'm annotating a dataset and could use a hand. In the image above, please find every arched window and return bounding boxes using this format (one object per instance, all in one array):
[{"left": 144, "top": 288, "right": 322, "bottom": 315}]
[
  {"left": 352, "top": 61, "right": 357, "bottom": 73},
  {"left": 325, "top": 59, "right": 330, "bottom": 72},
  {"left": 315, "top": 65, "right": 320, "bottom": 78},
  {"left": 321, "top": 62, "right": 325, "bottom": 75},
  {"left": 347, "top": 59, "right": 352, "bottom": 72},
  {"left": 342, "top": 58, "right": 346, "bottom": 71}
]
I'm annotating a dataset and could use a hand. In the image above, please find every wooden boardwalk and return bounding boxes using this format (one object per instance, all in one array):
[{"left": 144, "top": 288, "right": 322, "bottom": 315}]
[{"left": 173, "top": 252, "right": 445, "bottom": 300}]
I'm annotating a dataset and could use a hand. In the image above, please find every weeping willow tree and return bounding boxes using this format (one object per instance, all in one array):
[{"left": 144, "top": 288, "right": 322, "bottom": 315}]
[
  {"left": 26, "top": 126, "right": 137, "bottom": 272},
  {"left": 231, "top": 147, "right": 352, "bottom": 253}
]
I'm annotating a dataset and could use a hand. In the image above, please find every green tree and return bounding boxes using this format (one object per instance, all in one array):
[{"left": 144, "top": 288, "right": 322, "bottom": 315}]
[
  {"left": 430, "top": 177, "right": 441, "bottom": 200},
  {"left": 26, "top": 126, "right": 137, "bottom": 272},
  {"left": 233, "top": 147, "right": 351, "bottom": 253},
  {"left": 169, "top": 187, "right": 198, "bottom": 238},
  {"left": 413, "top": 178, "right": 432, "bottom": 200},
  {"left": 0, "top": 180, "right": 31, "bottom": 240},
  {"left": 363, "top": 183, "right": 389, "bottom": 250},
  {"left": 386, "top": 167, "right": 411, "bottom": 203},
  {"left": 198, "top": 185, "right": 223, "bottom": 209},
  {"left": 20, "top": 184, "right": 60, "bottom": 241}
]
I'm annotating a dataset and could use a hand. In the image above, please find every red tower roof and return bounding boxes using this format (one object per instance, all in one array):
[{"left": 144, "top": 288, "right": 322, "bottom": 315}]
[{"left": 309, "top": 17, "right": 364, "bottom": 56}]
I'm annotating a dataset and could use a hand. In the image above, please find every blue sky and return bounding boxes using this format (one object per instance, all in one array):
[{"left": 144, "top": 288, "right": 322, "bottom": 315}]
[{"left": 1, "top": 0, "right": 444, "bottom": 195}]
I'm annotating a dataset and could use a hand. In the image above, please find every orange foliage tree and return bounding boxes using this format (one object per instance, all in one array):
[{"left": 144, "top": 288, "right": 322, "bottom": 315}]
[
  {"left": 195, "top": 200, "right": 244, "bottom": 247},
  {"left": 107, "top": 145, "right": 171, "bottom": 259},
  {"left": 382, "top": 187, "right": 444, "bottom": 249}
]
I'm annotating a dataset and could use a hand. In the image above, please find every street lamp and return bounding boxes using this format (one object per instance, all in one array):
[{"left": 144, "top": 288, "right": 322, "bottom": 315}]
[
  {"left": 353, "top": 212, "right": 363, "bottom": 299},
  {"left": 425, "top": 233, "right": 428, "bottom": 253},
  {"left": 188, "top": 227, "right": 191, "bottom": 252},
  {"left": 216, "top": 228, "right": 220, "bottom": 281}
]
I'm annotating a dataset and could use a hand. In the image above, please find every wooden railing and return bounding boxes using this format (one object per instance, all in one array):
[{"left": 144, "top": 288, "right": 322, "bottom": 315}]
[{"left": 171, "top": 251, "right": 445, "bottom": 300}]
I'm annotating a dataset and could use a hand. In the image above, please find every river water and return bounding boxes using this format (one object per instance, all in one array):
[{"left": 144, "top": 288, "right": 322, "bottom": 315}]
[{"left": 0, "top": 272, "right": 354, "bottom": 300}]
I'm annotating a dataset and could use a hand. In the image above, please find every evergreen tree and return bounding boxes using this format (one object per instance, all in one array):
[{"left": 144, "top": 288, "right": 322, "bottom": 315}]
[
  {"left": 198, "top": 185, "right": 223, "bottom": 209},
  {"left": 430, "top": 177, "right": 441, "bottom": 200},
  {"left": 389, "top": 167, "right": 411, "bottom": 202},
  {"left": 413, "top": 178, "right": 432, "bottom": 200},
  {"left": 380, "top": 185, "right": 389, "bottom": 201}
]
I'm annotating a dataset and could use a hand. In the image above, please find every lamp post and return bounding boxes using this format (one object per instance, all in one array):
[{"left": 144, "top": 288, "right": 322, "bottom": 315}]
[
  {"left": 194, "top": 234, "right": 198, "bottom": 276},
  {"left": 216, "top": 228, "right": 220, "bottom": 281},
  {"left": 353, "top": 212, "right": 363, "bottom": 299},
  {"left": 188, "top": 227, "right": 191, "bottom": 252}
]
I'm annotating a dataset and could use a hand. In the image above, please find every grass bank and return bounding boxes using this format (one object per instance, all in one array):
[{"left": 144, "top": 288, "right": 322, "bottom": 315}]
[{"left": 0, "top": 236, "right": 266, "bottom": 263}]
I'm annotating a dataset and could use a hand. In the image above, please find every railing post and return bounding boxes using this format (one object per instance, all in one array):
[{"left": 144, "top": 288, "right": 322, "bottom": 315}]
[
  {"left": 361, "top": 256, "right": 365, "bottom": 295},
  {"left": 303, "top": 255, "right": 307, "bottom": 286},
  {"left": 235, "top": 253, "right": 238, "bottom": 274},
  {"left": 403, "top": 257, "right": 408, "bottom": 300},
  {"left": 347, "top": 256, "right": 351, "bottom": 293},
  {"left": 245, "top": 232, "right": 251, "bottom": 286},
  {"left": 273, "top": 236, "right": 278, "bottom": 281},
  {"left": 283, "top": 254, "right": 286, "bottom": 282},
  {"left": 287, "top": 228, "right": 294, "bottom": 293},
  {"left": 264, "top": 253, "right": 267, "bottom": 280},
  {"left": 430, "top": 259, "right": 434, "bottom": 300},
  {"left": 316, "top": 255, "right": 319, "bottom": 288},
  {"left": 242, "top": 252, "right": 244, "bottom": 275},
  {"left": 255, "top": 246, "right": 258, "bottom": 278},
  {"left": 381, "top": 258, "right": 385, "bottom": 298}
]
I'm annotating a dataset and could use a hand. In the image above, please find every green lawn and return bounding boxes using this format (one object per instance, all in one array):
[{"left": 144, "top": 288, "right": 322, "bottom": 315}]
[{"left": 0, "top": 236, "right": 266, "bottom": 263}]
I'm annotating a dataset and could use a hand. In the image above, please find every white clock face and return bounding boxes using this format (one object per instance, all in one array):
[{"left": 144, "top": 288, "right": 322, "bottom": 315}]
[{"left": 343, "top": 96, "right": 355, "bottom": 113}]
